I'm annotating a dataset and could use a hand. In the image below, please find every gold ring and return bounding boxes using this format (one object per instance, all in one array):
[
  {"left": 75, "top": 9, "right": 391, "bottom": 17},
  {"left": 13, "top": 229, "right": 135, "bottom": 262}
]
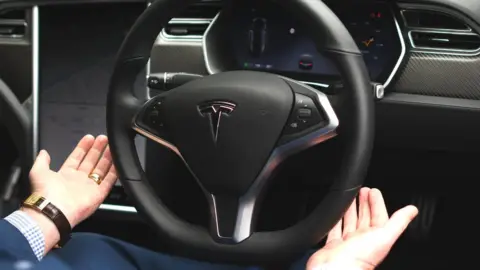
[{"left": 88, "top": 173, "right": 103, "bottom": 185}]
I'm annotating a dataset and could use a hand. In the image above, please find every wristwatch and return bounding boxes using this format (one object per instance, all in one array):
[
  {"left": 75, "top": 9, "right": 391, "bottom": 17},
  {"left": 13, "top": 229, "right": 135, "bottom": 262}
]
[{"left": 22, "top": 193, "right": 72, "bottom": 247}]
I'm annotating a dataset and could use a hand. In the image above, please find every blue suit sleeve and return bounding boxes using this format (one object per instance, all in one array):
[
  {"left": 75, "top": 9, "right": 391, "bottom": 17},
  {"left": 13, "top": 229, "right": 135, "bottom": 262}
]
[
  {"left": 0, "top": 220, "right": 73, "bottom": 270},
  {"left": 0, "top": 220, "right": 39, "bottom": 267}
]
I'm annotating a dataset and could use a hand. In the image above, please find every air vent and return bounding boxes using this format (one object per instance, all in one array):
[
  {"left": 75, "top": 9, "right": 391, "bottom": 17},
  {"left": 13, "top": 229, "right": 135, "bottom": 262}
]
[
  {"left": 0, "top": 9, "right": 27, "bottom": 38},
  {"left": 164, "top": 19, "right": 211, "bottom": 37},
  {"left": 402, "top": 10, "right": 469, "bottom": 30},
  {"left": 402, "top": 9, "right": 480, "bottom": 53},
  {"left": 162, "top": 0, "right": 222, "bottom": 39},
  {"left": 176, "top": 0, "right": 222, "bottom": 19},
  {"left": 410, "top": 31, "right": 480, "bottom": 51}
]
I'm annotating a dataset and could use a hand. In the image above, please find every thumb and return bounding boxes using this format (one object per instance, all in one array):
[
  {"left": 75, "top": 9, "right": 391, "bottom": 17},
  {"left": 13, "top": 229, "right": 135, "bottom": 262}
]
[
  {"left": 30, "top": 150, "right": 51, "bottom": 174},
  {"left": 383, "top": 205, "right": 419, "bottom": 245}
]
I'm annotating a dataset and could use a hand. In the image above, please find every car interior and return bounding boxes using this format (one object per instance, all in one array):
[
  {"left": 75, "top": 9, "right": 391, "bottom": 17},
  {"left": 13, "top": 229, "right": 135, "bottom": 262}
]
[{"left": 1, "top": 0, "right": 479, "bottom": 268}]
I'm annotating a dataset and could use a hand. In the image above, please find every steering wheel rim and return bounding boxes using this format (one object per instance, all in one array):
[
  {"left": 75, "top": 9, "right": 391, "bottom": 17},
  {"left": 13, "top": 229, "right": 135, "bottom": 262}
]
[
  {"left": 107, "top": 0, "right": 374, "bottom": 265},
  {"left": 0, "top": 78, "right": 32, "bottom": 199}
]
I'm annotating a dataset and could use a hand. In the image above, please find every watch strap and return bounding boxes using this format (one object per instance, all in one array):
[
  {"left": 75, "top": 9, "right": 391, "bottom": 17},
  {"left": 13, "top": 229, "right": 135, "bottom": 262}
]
[{"left": 23, "top": 193, "right": 72, "bottom": 247}]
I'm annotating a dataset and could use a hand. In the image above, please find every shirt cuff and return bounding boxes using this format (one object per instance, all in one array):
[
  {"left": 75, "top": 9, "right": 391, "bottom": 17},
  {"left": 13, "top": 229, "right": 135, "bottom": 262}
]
[{"left": 4, "top": 210, "right": 45, "bottom": 261}]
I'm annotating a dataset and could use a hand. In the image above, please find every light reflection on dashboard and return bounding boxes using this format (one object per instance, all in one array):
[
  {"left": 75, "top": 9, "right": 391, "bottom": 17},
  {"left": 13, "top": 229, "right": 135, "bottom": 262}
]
[{"left": 229, "top": 0, "right": 402, "bottom": 83}]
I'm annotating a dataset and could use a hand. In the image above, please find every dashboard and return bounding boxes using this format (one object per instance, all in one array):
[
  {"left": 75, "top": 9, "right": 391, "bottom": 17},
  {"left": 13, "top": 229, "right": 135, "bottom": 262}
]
[
  {"left": 3, "top": 2, "right": 480, "bottom": 265},
  {"left": 1, "top": 0, "right": 479, "bottom": 156},
  {"left": 2, "top": 0, "right": 480, "bottom": 214},
  {"left": 229, "top": 0, "right": 402, "bottom": 84}
]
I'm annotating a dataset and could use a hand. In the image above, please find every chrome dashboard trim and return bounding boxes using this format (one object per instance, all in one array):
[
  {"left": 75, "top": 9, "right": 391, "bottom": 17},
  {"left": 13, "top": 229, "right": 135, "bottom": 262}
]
[
  {"left": 32, "top": 6, "right": 39, "bottom": 160},
  {"left": 383, "top": 9, "right": 406, "bottom": 89},
  {"left": 202, "top": 12, "right": 219, "bottom": 75},
  {"left": 99, "top": 204, "right": 137, "bottom": 213}
]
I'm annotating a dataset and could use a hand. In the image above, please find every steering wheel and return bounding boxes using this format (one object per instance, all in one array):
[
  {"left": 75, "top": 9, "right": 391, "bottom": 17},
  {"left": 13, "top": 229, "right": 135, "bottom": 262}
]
[
  {"left": 0, "top": 78, "right": 32, "bottom": 199},
  {"left": 107, "top": 0, "right": 374, "bottom": 265}
]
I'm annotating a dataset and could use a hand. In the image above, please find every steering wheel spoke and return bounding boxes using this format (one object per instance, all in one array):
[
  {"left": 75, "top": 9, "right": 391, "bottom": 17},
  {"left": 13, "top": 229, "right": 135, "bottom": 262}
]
[
  {"left": 275, "top": 78, "right": 339, "bottom": 150},
  {"left": 132, "top": 93, "right": 178, "bottom": 154},
  {"left": 208, "top": 194, "right": 257, "bottom": 243}
]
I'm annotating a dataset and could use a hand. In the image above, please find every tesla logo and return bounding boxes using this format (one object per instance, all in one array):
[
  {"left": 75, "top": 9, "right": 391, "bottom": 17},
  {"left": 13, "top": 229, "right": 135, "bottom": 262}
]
[{"left": 198, "top": 101, "right": 236, "bottom": 143}]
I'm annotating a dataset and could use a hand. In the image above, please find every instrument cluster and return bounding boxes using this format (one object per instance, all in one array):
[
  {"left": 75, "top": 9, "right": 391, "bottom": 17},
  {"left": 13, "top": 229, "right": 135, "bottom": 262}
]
[{"left": 228, "top": 0, "right": 403, "bottom": 84}]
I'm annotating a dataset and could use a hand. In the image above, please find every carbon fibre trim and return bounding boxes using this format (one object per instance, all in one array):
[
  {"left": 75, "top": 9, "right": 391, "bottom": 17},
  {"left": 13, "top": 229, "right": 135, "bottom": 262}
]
[{"left": 393, "top": 52, "right": 480, "bottom": 100}]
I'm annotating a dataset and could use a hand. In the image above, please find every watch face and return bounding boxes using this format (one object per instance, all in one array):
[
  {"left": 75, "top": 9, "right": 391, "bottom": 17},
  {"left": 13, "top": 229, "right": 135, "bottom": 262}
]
[{"left": 24, "top": 193, "right": 46, "bottom": 208}]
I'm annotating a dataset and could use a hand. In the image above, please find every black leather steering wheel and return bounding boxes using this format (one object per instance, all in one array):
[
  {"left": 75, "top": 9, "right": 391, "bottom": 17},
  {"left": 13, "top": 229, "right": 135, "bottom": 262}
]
[
  {"left": 0, "top": 79, "right": 32, "bottom": 199},
  {"left": 107, "top": 0, "right": 374, "bottom": 265}
]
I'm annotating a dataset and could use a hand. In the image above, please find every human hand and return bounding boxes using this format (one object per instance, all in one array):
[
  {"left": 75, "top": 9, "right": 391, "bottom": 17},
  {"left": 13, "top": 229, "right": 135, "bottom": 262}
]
[
  {"left": 27, "top": 134, "right": 117, "bottom": 228},
  {"left": 306, "top": 188, "right": 418, "bottom": 270}
]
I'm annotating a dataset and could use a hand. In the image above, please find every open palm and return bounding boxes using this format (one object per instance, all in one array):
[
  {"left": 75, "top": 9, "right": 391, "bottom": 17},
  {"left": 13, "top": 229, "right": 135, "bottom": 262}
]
[
  {"left": 29, "top": 135, "right": 118, "bottom": 227},
  {"left": 307, "top": 188, "right": 418, "bottom": 270}
]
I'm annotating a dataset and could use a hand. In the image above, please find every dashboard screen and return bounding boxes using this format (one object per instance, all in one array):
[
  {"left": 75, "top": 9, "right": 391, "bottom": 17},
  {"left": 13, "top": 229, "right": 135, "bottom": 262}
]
[
  {"left": 229, "top": 0, "right": 402, "bottom": 82},
  {"left": 39, "top": 4, "right": 146, "bottom": 173}
]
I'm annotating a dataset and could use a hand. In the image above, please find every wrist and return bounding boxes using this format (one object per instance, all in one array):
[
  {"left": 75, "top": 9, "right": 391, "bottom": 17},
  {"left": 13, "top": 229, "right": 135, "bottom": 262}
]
[
  {"left": 311, "top": 262, "right": 373, "bottom": 270},
  {"left": 20, "top": 207, "right": 60, "bottom": 253},
  {"left": 308, "top": 257, "right": 375, "bottom": 270},
  {"left": 31, "top": 191, "right": 78, "bottom": 227},
  {"left": 21, "top": 193, "right": 73, "bottom": 249}
]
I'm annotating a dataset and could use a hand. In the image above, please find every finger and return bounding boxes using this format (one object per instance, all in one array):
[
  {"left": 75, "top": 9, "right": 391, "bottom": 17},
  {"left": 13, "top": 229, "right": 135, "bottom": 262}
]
[
  {"left": 78, "top": 135, "right": 109, "bottom": 173},
  {"left": 383, "top": 205, "right": 419, "bottom": 245},
  {"left": 90, "top": 146, "right": 113, "bottom": 181},
  {"left": 369, "top": 188, "right": 389, "bottom": 227},
  {"left": 61, "top": 135, "right": 95, "bottom": 171},
  {"left": 326, "top": 218, "right": 342, "bottom": 244},
  {"left": 30, "top": 150, "right": 51, "bottom": 175},
  {"left": 357, "top": 187, "right": 371, "bottom": 230},
  {"left": 342, "top": 198, "right": 357, "bottom": 238},
  {"left": 99, "top": 165, "right": 118, "bottom": 194}
]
